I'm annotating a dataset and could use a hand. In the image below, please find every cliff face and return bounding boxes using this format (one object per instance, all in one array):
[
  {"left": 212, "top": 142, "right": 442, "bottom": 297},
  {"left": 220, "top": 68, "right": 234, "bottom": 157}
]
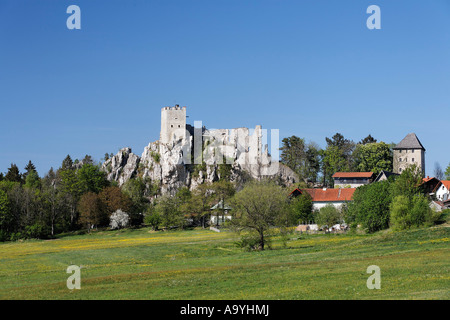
[{"left": 102, "top": 127, "right": 299, "bottom": 195}]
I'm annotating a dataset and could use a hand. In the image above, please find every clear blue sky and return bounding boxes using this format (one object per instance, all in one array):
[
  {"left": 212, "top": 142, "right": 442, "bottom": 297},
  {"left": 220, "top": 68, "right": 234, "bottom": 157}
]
[{"left": 1, "top": 0, "right": 449, "bottom": 177}]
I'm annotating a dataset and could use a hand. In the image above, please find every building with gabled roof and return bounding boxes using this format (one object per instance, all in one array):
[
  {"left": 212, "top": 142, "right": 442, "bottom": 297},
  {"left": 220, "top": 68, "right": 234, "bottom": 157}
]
[
  {"left": 393, "top": 133, "right": 426, "bottom": 175},
  {"left": 374, "top": 170, "right": 399, "bottom": 182},
  {"left": 332, "top": 172, "right": 374, "bottom": 188},
  {"left": 289, "top": 187, "right": 356, "bottom": 211},
  {"left": 421, "top": 176, "right": 441, "bottom": 196},
  {"left": 435, "top": 180, "right": 450, "bottom": 202}
]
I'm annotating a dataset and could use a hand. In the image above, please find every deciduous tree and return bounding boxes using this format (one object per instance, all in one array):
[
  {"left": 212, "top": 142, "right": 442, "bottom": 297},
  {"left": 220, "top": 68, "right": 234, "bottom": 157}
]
[{"left": 230, "top": 180, "right": 292, "bottom": 250}]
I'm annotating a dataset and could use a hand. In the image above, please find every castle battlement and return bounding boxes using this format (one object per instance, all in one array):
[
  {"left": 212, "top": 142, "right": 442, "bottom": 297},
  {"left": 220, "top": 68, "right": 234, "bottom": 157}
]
[{"left": 162, "top": 105, "right": 186, "bottom": 111}]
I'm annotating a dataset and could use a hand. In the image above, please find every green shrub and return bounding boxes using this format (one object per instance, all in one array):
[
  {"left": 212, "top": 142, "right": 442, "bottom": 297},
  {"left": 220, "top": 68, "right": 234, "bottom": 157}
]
[
  {"left": 346, "top": 180, "right": 392, "bottom": 233},
  {"left": 390, "top": 194, "right": 437, "bottom": 231},
  {"left": 315, "top": 204, "right": 341, "bottom": 229}
]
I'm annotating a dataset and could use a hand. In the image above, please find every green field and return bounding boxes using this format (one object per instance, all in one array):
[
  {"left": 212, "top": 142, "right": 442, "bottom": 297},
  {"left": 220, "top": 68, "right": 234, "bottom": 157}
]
[{"left": 0, "top": 224, "right": 449, "bottom": 300}]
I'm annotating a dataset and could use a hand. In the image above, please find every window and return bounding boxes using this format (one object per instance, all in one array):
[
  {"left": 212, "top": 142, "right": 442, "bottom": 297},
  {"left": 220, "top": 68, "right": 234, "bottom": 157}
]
[
  {"left": 171, "top": 125, "right": 173, "bottom": 128},
  {"left": 411, "top": 149, "right": 414, "bottom": 153},
  {"left": 399, "top": 150, "right": 402, "bottom": 153},
  {"left": 178, "top": 125, "right": 181, "bottom": 128},
  {"left": 399, "top": 158, "right": 402, "bottom": 162},
  {"left": 399, "top": 168, "right": 402, "bottom": 172},
  {"left": 412, "top": 158, "right": 415, "bottom": 162}
]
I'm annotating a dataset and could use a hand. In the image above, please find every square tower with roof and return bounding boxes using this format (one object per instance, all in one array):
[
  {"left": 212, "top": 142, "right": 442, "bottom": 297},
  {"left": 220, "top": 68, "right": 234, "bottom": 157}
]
[{"left": 393, "top": 133, "right": 425, "bottom": 175}]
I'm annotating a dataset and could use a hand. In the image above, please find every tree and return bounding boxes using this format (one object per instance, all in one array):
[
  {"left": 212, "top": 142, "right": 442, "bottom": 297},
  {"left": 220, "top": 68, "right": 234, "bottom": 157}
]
[
  {"left": 0, "top": 190, "right": 12, "bottom": 241},
  {"left": 321, "top": 133, "right": 356, "bottom": 187},
  {"left": 280, "top": 136, "right": 307, "bottom": 176},
  {"left": 25, "top": 170, "right": 41, "bottom": 190},
  {"left": 321, "top": 145, "right": 347, "bottom": 186},
  {"left": 289, "top": 193, "right": 313, "bottom": 224},
  {"left": 188, "top": 183, "right": 215, "bottom": 228},
  {"left": 78, "top": 192, "right": 105, "bottom": 232},
  {"left": 59, "top": 163, "right": 80, "bottom": 228},
  {"left": 99, "top": 186, "right": 132, "bottom": 217},
  {"left": 230, "top": 180, "right": 292, "bottom": 250},
  {"left": 41, "top": 169, "right": 66, "bottom": 236},
  {"left": 61, "top": 155, "right": 74, "bottom": 170},
  {"left": 154, "top": 195, "right": 185, "bottom": 230},
  {"left": 280, "top": 136, "right": 322, "bottom": 183},
  {"left": 359, "top": 134, "right": 377, "bottom": 145},
  {"left": 109, "top": 209, "right": 130, "bottom": 230},
  {"left": 446, "top": 163, "right": 450, "bottom": 180},
  {"left": 352, "top": 142, "right": 393, "bottom": 175},
  {"left": 391, "top": 164, "right": 424, "bottom": 200},
  {"left": 144, "top": 208, "right": 162, "bottom": 230},
  {"left": 121, "top": 177, "right": 151, "bottom": 216},
  {"left": 5, "top": 164, "right": 21, "bottom": 183},
  {"left": 304, "top": 142, "right": 321, "bottom": 183},
  {"left": 390, "top": 194, "right": 438, "bottom": 231},
  {"left": 346, "top": 180, "right": 392, "bottom": 233},
  {"left": 315, "top": 204, "right": 341, "bottom": 230},
  {"left": 389, "top": 195, "right": 410, "bottom": 231},
  {"left": 77, "top": 163, "right": 108, "bottom": 194},
  {"left": 23, "top": 161, "right": 37, "bottom": 181},
  {"left": 434, "top": 162, "right": 444, "bottom": 180}
]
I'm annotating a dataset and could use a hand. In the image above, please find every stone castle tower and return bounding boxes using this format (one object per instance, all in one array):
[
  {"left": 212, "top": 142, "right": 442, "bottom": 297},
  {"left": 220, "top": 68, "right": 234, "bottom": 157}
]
[
  {"left": 393, "top": 133, "right": 426, "bottom": 175},
  {"left": 160, "top": 105, "right": 187, "bottom": 144}
]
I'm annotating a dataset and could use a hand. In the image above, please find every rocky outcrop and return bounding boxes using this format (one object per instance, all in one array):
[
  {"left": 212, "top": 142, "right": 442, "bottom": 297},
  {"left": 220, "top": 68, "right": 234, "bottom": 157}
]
[
  {"left": 102, "top": 147, "right": 140, "bottom": 187},
  {"left": 102, "top": 128, "right": 300, "bottom": 195}
]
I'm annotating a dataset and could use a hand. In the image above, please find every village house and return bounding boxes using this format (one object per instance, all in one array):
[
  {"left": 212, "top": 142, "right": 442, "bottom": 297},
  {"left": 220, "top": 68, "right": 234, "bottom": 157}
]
[
  {"left": 421, "top": 176, "right": 441, "bottom": 196},
  {"left": 434, "top": 181, "right": 450, "bottom": 202},
  {"left": 332, "top": 172, "right": 374, "bottom": 188},
  {"left": 374, "top": 170, "right": 399, "bottom": 182},
  {"left": 210, "top": 200, "right": 232, "bottom": 226},
  {"left": 289, "top": 187, "right": 356, "bottom": 211}
]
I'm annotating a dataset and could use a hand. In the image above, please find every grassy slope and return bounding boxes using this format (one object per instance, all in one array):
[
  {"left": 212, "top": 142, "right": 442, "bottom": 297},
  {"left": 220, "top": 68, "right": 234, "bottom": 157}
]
[{"left": 0, "top": 225, "right": 448, "bottom": 300}]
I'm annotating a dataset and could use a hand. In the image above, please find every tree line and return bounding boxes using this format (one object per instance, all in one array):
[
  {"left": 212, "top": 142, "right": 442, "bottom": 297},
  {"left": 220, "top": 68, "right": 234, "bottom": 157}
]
[
  {"left": 0, "top": 156, "right": 156, "bottom": 241},
  {"left": 280, "top": 133, "right": 394, "bottom": 187},
  {"left": 280, "top": 133, "right": 450, "bottom": 187}
]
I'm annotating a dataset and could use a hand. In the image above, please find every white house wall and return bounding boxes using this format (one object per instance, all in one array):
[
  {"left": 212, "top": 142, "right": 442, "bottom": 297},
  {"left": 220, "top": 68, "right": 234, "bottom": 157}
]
[{"left": 436, "top": 185, "right": 449, "bottom": 201}]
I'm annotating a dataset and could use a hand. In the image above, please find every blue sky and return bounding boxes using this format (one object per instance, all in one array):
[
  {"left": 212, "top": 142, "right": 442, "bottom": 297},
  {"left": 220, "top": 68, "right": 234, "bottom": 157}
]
[{"left": 1, "top": 0, "right": 449, "bottom": 177}]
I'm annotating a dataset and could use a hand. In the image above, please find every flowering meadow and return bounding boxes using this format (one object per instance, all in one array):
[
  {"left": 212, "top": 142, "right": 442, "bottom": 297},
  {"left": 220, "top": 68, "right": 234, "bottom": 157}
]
[{"left": 0, "top": 226, "right": 448, "bottom": 299}]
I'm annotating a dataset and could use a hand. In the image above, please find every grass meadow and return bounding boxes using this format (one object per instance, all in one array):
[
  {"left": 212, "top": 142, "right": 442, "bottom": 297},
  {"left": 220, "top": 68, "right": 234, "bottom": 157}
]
[{"left": 0, "top": 224, "right": 448, "bottom": 300}]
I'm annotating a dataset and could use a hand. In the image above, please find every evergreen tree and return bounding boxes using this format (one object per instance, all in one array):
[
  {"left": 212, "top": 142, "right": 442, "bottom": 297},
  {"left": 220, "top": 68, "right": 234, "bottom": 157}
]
[
  {"left": 23, "top": 160, "right": 37, "bottom": 180},
  {"left": 5, "top": 164, "right": 21, "bottom": 183},
  {"left": 61, "top": 155, "right": 73, "bottom": 170},
  {"left": 445, "top": 163, "right": 450, "bottom": 180},
  {"left": 359, "top": 134, "right": 377, "bottom": 145}
]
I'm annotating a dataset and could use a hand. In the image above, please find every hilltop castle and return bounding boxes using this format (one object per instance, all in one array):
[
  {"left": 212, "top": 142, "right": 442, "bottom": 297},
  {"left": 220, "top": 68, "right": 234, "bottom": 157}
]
[{"left": 159, "top": 105, "right": 271, "bottom": 170}]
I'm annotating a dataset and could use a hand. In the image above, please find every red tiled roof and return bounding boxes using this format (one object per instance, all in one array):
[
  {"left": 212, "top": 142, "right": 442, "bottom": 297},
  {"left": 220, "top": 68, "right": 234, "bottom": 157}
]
[
  {"left": 302, "top": 188, "right": 356, "bottom": 202},
  {"left": 332, "top": 172, "right": 374, "bottom": 178},
  {"left": 440, "top": 181, "right": 450, "bottom": 190}
]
